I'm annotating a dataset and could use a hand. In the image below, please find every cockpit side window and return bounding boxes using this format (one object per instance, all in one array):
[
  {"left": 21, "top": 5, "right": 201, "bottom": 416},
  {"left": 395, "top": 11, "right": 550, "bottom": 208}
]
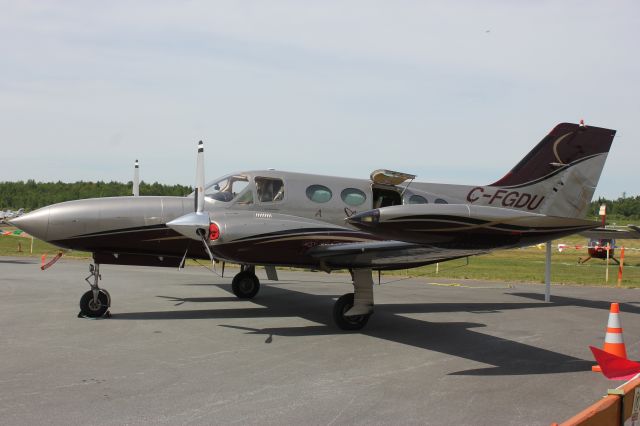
[
  {"left": 204, "top": 175, "right": 250, "bottom": 203},
  {"left": 255, "top": 177, "right": 284, "bottom": 203},
  {"left": 234, "top": 187, "right": 253, "bottom": 205}
]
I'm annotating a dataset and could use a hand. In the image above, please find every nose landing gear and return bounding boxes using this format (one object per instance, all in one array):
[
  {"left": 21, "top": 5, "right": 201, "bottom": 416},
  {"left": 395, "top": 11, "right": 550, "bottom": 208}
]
[{"left": 79, "top": 264, "right": 111, "bottom": 318}]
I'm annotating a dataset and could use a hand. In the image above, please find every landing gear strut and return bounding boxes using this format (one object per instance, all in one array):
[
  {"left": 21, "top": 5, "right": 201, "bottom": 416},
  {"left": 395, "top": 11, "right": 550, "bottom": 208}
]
[
  {"left": 232, "top": 265, "right": 260, "bottom": 299},
  {"left": 333, "top": 269, "right": 374, "bottom": 331},
  {"left": 79, "top": 263, "right": 111, "bottom": 318}
]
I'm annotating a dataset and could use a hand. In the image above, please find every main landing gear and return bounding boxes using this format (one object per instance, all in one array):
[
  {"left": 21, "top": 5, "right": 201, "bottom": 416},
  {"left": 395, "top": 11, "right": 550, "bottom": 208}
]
[
  {"left": 231, "top": 265, "right": 260, "bottom": 299},
  {"left": 229, "top": 266, "right": 374, "bottom": 330},
  {"left": 333, "top": 269, "right": 374, "bottom": 331},
  {"left": 79, "top": 264, "right": 111, "bottom": 318}
]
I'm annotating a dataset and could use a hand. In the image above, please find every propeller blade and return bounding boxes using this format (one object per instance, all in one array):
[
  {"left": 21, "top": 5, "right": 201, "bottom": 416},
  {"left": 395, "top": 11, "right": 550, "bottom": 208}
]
[
  {"left": 168, "top": 139, "right": 218, "bottom": 263},
  {"left": 196, "top": 141, "right": 204, "bottom": 213},
  {"left": 132, "top": 159, "right": 140, "bottom": 196}
]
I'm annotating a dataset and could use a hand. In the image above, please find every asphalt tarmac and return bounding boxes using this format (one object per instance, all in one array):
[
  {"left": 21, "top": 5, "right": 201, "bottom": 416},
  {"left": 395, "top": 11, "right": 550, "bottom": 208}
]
[{"left": 1, "top": 257, "right": 639, "bottom": 425}]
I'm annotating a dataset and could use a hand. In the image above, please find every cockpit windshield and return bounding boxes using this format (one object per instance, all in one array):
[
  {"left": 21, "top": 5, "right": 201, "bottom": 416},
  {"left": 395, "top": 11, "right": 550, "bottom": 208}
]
[{"left": 202, "top": 174, "right": 252, "bottom": 203}]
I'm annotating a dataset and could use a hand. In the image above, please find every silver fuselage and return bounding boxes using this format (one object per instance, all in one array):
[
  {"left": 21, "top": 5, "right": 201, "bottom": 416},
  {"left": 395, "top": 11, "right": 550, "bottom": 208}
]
[{"left": 11, "top": 164, "right": 602, "bottom": 271}]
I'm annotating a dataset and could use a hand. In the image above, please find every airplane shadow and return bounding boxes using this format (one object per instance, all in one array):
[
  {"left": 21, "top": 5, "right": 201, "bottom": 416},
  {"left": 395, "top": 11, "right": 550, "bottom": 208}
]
[
  {"left": 511, "top": 292, "right": 640, "bottom": 314},
  {"left": 0, "top": 258, "right": 37, "bottom": 264},
  {"left": 111, "top": 283, "right": 603, "bottom": 376},
  {"left": 156, "top": 295, "right": 240, "bottom": 305}
]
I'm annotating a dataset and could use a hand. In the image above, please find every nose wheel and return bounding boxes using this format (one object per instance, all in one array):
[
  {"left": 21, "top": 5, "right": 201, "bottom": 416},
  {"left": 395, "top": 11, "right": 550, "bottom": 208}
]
[
  {"left": 80, "top": 289, "right": 110, "bottom": 317},
  {"left": 79, "top": 263, "right": 111, "bottom": 318}
]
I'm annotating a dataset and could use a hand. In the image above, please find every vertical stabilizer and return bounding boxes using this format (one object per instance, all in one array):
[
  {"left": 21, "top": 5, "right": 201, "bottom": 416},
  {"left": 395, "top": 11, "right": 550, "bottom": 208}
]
[{"left": 488, "top": 123, "right": 616, "bottom": 218}]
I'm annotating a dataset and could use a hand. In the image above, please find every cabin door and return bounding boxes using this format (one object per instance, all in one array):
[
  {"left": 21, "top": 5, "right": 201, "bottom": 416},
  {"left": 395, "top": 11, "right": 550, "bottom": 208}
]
[{"left": 372, "top": 186, "right": 402, "bottom": 208}]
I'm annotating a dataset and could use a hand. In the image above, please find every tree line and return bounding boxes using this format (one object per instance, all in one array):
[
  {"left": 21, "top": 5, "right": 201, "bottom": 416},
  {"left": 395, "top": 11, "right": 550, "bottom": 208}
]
[
  {"left": 1, "top": 180, "right": 639, "bottom": 221},
  {"left": 591, "top": 196, "right": 640, "bottom": 221},
  {"left": 0, "top": 180, "right": 192, "bottom": 210}
]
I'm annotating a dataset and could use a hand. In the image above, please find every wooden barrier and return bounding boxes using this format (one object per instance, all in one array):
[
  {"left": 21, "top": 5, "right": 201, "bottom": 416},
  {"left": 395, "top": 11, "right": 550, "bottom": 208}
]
[{"left": 553, "top": 376, "right": 640, "bottom": 425}]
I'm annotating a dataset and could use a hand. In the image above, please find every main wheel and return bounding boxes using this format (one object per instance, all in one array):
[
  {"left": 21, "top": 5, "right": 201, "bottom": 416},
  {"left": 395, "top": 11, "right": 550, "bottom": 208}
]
[
  {"left": 232, "top": 271, "right": 260, "bottom": 299},
  {"left": 333, "top": 293, "right": 371, "bottom": 331},
  {"left": 79, "top": 290, "right": 110, "bottom": 317},
  {"left": 101, "top": 289, "right": 112, "bottom": 307}
]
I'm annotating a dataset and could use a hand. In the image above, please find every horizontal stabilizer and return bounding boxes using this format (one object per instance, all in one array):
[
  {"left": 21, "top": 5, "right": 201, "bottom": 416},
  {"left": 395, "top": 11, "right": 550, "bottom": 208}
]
[{"left": 580, "top": 226, "right": 640, "bottom": 240}]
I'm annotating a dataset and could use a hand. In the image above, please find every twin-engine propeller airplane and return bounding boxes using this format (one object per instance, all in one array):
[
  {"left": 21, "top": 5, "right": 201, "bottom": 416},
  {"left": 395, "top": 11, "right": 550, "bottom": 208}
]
[{"left": 11, "top": 122, "right": 616, "bottom": 330}]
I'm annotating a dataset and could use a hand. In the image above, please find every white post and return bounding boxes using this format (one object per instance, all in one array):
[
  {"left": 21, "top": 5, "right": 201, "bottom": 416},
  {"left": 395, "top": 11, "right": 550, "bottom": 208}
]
[
  {"left": 605, "top": 242, "right": 610, "bottom": 283},
  {"left": 435, "top": 262, "right": 439, "bottom": 274},
  {"left": 30, "top": 236, "right": 34, "bottom": 254},
  {"left": 545, "top": 241, "right": 551, "bottom": 302}
]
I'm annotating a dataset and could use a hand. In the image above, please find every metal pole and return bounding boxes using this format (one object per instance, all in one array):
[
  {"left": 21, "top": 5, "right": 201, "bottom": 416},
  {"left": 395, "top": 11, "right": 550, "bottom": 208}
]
[
  {"left": 545, "top": 241, "right": 551, "bottom": 302},
  {"left": 617, "top": 247, "right": 625, "bottom": 287}
]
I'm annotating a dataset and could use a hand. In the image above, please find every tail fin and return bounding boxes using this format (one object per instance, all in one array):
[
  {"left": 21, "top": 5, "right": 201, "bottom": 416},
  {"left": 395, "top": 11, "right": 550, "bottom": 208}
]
[{"left": 489, "top": 122, "right": 616, "bottom": 218}]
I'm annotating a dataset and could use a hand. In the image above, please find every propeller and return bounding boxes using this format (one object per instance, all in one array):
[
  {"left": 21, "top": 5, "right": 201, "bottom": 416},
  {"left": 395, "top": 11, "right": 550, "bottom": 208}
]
[
  {"left": 195, "top": 141, "right": 204, "bottom": 213},
  {"left": 166, "top": 141, "right": 219, "bottom": 262}
]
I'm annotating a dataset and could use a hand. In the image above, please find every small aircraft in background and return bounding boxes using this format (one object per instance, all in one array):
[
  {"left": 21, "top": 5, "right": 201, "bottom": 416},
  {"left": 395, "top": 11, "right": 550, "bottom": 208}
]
[
  {"left": 11, "top": 122, "right": 616, "bottom": 329},
  {"left": 578, "top": 238, "right": 619, "bottom": 264},
  {"left": 577, "top": 206, "right": 640, "bottom": 263},
  {"left": 1, "top": 208, "right": 24, "bottom": 223},
  {"left": 577, "top": 226, "right": 640, "bottom": 264}
]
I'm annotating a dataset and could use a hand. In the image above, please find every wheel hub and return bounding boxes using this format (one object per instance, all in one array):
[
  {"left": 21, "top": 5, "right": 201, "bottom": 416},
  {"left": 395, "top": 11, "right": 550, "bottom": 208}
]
[
  {"left": 239, "top": 279, "right": 254, "bottom": 293},
  {"left": 342, "top": 304, "right": 364, "bottom": 324},
  {"left": 88, "top": 299, "right": 102, "bottom": 311}
]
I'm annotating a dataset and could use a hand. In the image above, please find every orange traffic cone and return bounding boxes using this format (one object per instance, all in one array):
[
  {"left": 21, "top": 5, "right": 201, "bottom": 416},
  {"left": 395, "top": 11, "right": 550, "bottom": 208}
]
[{"left": 592, "top": 302, "right": 628, "bottom": 372}]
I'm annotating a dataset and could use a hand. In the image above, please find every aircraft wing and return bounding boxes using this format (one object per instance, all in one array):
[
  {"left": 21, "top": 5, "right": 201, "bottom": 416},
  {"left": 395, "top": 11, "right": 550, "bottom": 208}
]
[{"left": 308, "top": 240, "right": 486, "bottom": 270}]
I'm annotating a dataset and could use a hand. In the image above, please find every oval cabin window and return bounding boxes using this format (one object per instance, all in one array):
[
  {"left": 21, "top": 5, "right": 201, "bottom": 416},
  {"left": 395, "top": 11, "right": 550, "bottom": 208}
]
[
  {"left": 408, "top": 195, "right": 428, "bottom": 204},
  {"left": 341, "top": 188, "right": 367, "bottom": 206},
  {"left": 306, "top": 185, "right": 332, "bottom": 203}
]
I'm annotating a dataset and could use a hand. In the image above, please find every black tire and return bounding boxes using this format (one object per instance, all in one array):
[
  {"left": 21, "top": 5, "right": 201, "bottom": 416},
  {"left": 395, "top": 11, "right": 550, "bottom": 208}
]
[
  {"left": 333, "top": 293, "right": 371, "bottom": 331},
  {"left": 101, "top": 289, "right": 112, "bottom": 307},
  {"left": 79, "top": 290, "right": 110, "bottom": 317},
  {"left": 232, "top": 272, "right": 260, "bottom": 299}
]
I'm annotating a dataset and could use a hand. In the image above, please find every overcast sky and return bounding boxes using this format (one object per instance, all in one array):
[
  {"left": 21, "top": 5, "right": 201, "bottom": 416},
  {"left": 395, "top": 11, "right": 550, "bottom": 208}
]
[{"left": 1, "top": 1, "right": 638, "bottom": 199}]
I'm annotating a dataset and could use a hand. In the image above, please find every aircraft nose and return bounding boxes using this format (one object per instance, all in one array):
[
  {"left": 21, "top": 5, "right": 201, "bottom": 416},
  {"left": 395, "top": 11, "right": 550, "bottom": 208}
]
[{"left": 9, "top": 207, "right": 50, "bottom": 240}]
